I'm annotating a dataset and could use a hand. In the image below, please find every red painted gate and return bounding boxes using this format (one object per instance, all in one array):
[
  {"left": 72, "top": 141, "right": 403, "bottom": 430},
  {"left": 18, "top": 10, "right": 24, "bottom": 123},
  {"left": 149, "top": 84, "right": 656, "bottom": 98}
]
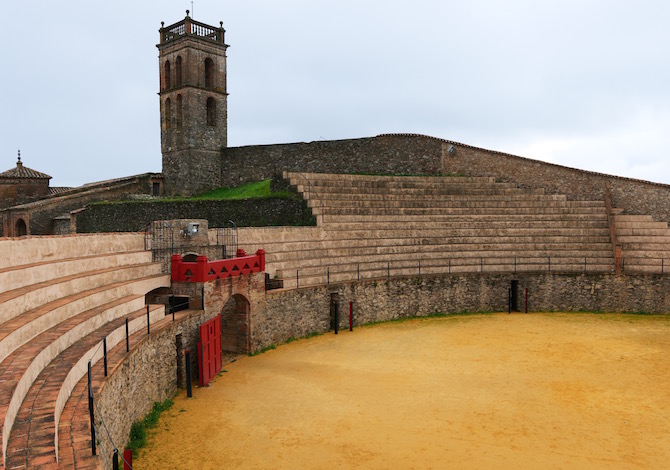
[{"left": 198, "top": 315, "right": 222, "bottom": 387}]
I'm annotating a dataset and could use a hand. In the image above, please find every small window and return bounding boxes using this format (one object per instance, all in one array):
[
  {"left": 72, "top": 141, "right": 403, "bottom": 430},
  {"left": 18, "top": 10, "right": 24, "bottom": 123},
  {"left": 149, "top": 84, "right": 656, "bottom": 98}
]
[
  {"left": 152, "top": 182, "right": 161, "bottom": 196},
  {"left": 206, "top": 97, "right": 216, "bottom": 127},
  {"left": 176, "top": 56, "right": 183, "bottom": 87},
  {"left": 176, "top": 95, "right": 183, "bottom": 128},
  {"left": 164, "top": 60, "right": 171, "bottom": 90},
  {"left": 165, "top": 98, "right": 172, "bottom": 129},
  {"left": 205, "top": 58, "right": 215, "bottom": 88}
]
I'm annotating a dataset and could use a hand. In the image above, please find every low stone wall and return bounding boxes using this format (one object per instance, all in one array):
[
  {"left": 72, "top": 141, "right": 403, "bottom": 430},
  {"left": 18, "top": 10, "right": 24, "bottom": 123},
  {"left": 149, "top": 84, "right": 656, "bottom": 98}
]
[
  {"left": 256, "top": 272, "right": 670, "bottom": 350},
  {"left": 93, "top": 270, "right": 670, "bottom": 462},
  {"left": 75, "top": 197, "right": 315, "bottom": 233}
]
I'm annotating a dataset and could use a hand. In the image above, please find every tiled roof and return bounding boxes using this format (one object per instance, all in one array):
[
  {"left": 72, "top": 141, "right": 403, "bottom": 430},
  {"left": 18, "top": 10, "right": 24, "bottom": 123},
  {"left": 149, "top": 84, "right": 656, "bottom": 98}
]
[
  {"left": 49, "top": 187, "right": 73, "bottom": 195},
  {"left": 0, "top": 157, "right": 51, "bottom": 180}
]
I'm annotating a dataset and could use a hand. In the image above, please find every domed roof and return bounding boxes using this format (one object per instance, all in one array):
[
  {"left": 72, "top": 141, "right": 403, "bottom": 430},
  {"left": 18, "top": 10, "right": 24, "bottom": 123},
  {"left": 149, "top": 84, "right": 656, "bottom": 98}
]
[{"left": 0, "top": 151, "right": 51, "bottom": 180}]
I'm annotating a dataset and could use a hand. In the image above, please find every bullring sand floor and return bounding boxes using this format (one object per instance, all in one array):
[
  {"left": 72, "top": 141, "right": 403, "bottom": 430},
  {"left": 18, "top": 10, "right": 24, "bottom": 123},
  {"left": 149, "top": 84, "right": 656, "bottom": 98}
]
[{"left": 135, "top": 313, "right": 670, "bottom": 469}]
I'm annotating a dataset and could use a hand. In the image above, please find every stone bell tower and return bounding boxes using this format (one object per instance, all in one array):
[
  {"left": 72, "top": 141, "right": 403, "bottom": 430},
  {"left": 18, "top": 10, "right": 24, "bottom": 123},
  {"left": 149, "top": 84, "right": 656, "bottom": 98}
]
[{"left": 158, "top": 11, "right": 228, "bottom": 196}]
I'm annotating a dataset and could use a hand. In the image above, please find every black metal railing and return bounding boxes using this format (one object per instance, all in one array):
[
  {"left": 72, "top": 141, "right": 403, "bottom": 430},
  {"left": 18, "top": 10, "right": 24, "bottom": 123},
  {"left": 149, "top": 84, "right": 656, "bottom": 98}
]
[{"left": 280, "top": 255, "right": 670, "bottom": 289}]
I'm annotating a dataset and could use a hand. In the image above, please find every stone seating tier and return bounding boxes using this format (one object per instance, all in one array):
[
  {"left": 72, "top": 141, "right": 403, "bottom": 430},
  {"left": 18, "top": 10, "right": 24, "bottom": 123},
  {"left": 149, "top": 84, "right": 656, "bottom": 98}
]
[{"left": 277, "top": 172, "right": 615, "bottom": 288}]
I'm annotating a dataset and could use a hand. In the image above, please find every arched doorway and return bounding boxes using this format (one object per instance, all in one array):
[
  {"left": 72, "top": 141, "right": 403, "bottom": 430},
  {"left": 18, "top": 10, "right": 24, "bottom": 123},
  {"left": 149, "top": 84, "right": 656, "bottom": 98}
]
[
  {"left": 14, "top": 218, "right": 27, "bottom": 237},
  {"left": 221, "top": 294, "right": 250, "bottom": 354}
]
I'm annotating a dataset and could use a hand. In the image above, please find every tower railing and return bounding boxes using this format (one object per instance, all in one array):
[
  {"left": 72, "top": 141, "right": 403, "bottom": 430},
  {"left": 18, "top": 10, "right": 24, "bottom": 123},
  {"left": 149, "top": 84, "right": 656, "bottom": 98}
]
[{"left": 160, "top": 16, "right": 225, "bottom": 44}]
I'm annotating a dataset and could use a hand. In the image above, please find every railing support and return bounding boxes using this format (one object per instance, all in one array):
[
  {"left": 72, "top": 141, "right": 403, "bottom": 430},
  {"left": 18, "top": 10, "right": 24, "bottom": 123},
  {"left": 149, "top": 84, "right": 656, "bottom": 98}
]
[
  {"left": 146, "top": 306, "right": 150, "bottom": 335},
  {"left": 125, "top": 318, "right": 129, "bottom": 352},
  {"left": 349, "top": 301, "right": 353, "bottom": 332},
  {"left": 88, "top": 361, "right": 96, "bottom": 456},
  {"left": 103, "top": 337, "right": 108, "bottom": 377},
  {"left": 185, "top": 350, "right": 193, "bottom": 398},
  {"left": 334, "top": 302, "right": 339, "bottom": 335},
  {"left": 113, "top": 449, "right": 119, "bottom": 470}
]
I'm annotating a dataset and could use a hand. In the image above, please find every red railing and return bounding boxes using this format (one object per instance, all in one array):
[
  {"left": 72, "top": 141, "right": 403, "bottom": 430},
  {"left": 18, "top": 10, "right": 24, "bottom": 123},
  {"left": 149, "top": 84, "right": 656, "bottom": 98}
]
[{"left": 171, "top": 249, "right": 265, "bottom": 282}]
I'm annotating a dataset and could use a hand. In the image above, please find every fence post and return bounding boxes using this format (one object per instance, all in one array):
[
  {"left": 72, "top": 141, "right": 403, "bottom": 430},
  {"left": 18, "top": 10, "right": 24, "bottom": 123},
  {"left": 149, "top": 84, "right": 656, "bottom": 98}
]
[
  {"left": 387, "top": 261, "right": 390, "bottom": 280},
  {"left": 88, "top": 361, "right": 96, "bottom": 456},
  {"left": 202, "top": 286, "right": 205, "bottom": 310},
  {"left": 123, "top": 449, "right": 133, "bottom": 470},
  {"left": 125, "top": 318, "right": 129, "bottom": 352},
  {"left": 185, "top": 350, "right": 193, "bottom": 398},
  {"left": 357, "top": 264, "right": 360, "bottom": 281},
  {"left": 113, "top": 449, "right": 119, "bottom": 470},
  {"left": 418, "top": 259, "right": 421, "bottom": 276},
  {"left": 146, "top": 305, "right": 150, "bottom": 335},
  {"left": 103, "top": 337, "right": 108, "bottom": 377},
  {"left": 481, "top": 258, "right": 483, "bottom": 272},
  {"left": 663, "top": 258, "right": 665, "bottom": 274},
  {"left": 449, "top": 258, "right": 451, "bottom": 274},
  {"left": 296, "top": 270, "right": 299, "bottom": 289},
  {"left": 508, "top": 288, "right": 511, "bottom": 314},
  {"left": 349, "top": 301, "right": 353, "bottom": 332},
  {"left": 584, "top": 257, "right": 587, "bottom": 273},
  {"left": 514, "top": 257, "right": 517, "bottom": 273},
  {"left": 327, "top": 267, "right": 330, "bottom": 285},
  {"left": 548, "top": 257, "right": 551, "bottom": 272}
]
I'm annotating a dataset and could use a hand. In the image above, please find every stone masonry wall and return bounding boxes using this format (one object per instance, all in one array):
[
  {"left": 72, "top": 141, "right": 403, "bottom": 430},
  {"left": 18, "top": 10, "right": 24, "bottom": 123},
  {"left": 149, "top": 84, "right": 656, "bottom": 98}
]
[
  {"left": 219, "top": 134, "right": 670, "bottom": 223},
  {"left": 257, "top": 272, "right": 670, "bottom": 351},
  {"left": 93, "top": 269, "right": 670, "bottom": 460},
  {"left": 75, "top": 197, "right": 315, "bottom": 233}
]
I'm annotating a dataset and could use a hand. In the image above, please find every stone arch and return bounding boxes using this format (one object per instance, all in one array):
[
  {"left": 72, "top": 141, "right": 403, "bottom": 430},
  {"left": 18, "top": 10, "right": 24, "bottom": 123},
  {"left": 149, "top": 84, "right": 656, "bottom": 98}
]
[
  {"left": 206, "top": 97, "right": 216, "bottom": 127},
  {"left": 175, "top": 56, "right": 183, "bottom": 87},
  {"left": 221, "top": 293, "right": 250, "bottom": 354},
  {"left": 204, "top": 57, "right": 215, "bottom": 88},
  {"left": 164, "top": 60, "right": 171, "bottom": 90},
  {"left": 176, "top": 94, "right": 183, "bottom": 128},
  {"left": 14, "top": 218, "right": 27, "bottom": 237},
  {"left": 165, "top": 98, "right": 172, "bottom": 129},
  {"left": 182, "top": 252, "right": 199, "bottom": 262}
]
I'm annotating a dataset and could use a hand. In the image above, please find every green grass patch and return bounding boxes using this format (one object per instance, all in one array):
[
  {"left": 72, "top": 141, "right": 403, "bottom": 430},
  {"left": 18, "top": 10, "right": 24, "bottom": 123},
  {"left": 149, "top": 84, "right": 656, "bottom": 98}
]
[{"left": 127, "top": 397, "right": 175, "bottom": 457}]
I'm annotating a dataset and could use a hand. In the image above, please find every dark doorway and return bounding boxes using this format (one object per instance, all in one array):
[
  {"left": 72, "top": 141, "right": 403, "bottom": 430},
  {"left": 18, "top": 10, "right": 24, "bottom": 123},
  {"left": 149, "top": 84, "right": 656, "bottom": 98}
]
[
  {"left": 510, "top": 280, "right": 519, "bottom": 312},
  {"left": 221, "top": 294, "right": 251, "bottom": 354},
  {"left": 329, "top": 293, "right": 340, "bottom": 331},
  {"left": 14, "top": 218, "right": 27, "bottom": 237}
]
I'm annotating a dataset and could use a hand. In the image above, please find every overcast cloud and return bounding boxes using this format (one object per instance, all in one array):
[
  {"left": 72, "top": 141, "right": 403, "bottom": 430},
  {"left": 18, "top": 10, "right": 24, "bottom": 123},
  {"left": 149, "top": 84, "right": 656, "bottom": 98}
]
[{"left": 1, "top": 1, "right": 669, "bottom": 187}]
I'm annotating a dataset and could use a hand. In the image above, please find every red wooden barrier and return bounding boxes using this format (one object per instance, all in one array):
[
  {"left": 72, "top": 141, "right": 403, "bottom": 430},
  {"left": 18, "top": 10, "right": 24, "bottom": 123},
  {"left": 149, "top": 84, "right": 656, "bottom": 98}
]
[
  {"left": 171, "top": 249, "right": 266, "bottom": 282},
  {"left": 198, "top": 315, "right": 222, "bottom": 387}
]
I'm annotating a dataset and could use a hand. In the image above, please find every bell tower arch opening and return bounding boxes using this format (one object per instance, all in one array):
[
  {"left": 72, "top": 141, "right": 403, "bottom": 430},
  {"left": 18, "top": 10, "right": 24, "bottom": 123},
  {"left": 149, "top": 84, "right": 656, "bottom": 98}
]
[{"left": 158, "top": 11, "right": 228, "bottom": 196}]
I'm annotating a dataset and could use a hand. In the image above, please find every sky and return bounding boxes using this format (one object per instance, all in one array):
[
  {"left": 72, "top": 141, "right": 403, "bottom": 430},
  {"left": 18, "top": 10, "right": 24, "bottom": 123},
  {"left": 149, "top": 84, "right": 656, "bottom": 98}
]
[{"left": 1, "top": 1, "right": 669, "bottom": 187}]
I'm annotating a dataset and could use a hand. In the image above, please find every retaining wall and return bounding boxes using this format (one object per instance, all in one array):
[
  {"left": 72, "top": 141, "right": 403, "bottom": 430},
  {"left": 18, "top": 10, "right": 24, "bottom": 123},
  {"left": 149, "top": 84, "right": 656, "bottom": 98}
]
[{"left": 221, "top": 134, "right": 670, "bottom": 222}]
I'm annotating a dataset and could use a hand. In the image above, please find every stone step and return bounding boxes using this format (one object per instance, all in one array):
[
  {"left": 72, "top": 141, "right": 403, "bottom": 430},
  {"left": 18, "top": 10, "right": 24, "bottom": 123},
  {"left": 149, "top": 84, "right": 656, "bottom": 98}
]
[
  {"left": 5, "top": 304, "right": 164, "bottom": 469},
  {"left": 271, "top": 248, "right": 614, "bottom": 273},
  {"left": 0, "top": 274, "right": 169, "bottom": 468},
  {"left": 621, "top": 251, "right": 670, "bottom": 259},
  {"left": 314, "top": 206, "right": 606, "bottom": 216},
  {"left": 324, "top": 213, "right": 608, "bottom": 223},
  {"left": 615, "top": 221, "right": 669, "bottom": 229},
  {"left": 617, "top": 228, "right": 670, "bottom": 236},
  {"left": 0, "top": 263, "right": 163, "bottom": 327},
  {"left": 287, "top": 171, "right": 497, "bottom": 184},
  {"left": 261, "top": 235, "right": 613, "bottom": 254},
  {"left": 58, "top": 308, "right": 183, "bottom": 469},
  {"left": 308, "top": 199, "right": 604, "bottom": 210},
  {"left": 314, "top": 192, "right": 568, "bottom": 202},
  {"left": 322, "top": 220, "right": 610, "bottom": 231},
  {"left": 0, "top": 233, "right": 146, "bottom": 272},
  {"left": 279, "top": 259, "right": 616, "bottom": 289},
  {"left": 279, "top": 255, "right": 615, "bottom": 278},
  {"left": 0, "top": 250, "right": 152, "bottom": 296},
  {"left": 299, "top": 184, "right": 545, "bottom": 197}
]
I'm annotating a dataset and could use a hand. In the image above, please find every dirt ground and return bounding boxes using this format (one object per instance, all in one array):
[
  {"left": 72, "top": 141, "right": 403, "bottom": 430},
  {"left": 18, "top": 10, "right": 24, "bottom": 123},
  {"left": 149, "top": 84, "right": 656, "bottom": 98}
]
[{"left": 134, "top": 313, "right": 670, "bottom": 469}]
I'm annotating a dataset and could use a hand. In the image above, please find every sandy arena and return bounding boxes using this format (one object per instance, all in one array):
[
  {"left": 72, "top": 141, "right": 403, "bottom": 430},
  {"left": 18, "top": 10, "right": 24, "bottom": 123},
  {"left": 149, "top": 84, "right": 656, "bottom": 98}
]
[{"left": 134, "top": 313, "right": 670, "bottom": 469}]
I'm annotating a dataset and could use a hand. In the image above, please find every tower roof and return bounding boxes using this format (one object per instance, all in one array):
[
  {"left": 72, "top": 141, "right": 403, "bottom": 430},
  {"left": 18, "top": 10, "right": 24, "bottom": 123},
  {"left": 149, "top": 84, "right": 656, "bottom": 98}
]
[
  {"left": 0, "top": 151, "right": 51, "bottom": 180},
  {"left": 159, "top": 11, "right": 226, "bottom": 46}
]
